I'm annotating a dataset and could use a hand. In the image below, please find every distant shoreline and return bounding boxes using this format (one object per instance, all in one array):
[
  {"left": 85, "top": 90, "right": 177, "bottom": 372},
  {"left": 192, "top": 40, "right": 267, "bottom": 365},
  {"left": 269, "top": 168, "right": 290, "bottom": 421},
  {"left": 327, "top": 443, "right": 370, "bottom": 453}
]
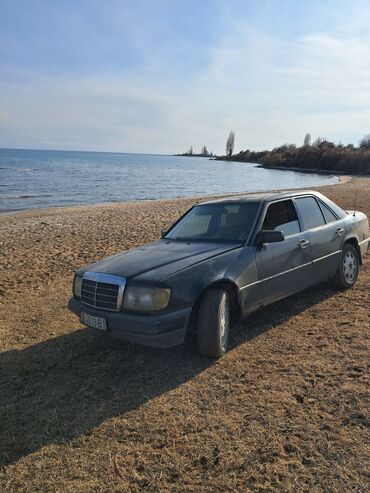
[
  {"left": 256, "top": 164, "right": 369, "bottom": 177},
  {"left": 173, "top": 154, "right": 213, "bottom": 158}
]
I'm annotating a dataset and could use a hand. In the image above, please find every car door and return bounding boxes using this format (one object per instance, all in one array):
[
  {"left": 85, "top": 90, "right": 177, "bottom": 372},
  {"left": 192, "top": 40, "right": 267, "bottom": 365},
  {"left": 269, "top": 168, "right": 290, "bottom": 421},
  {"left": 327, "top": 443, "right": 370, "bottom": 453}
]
[
  {"left": 294, "top": 196, "right": 344, "bottom": 283},
  {"left": 253, "top": 199, "right": 313, "bottom": 305}
]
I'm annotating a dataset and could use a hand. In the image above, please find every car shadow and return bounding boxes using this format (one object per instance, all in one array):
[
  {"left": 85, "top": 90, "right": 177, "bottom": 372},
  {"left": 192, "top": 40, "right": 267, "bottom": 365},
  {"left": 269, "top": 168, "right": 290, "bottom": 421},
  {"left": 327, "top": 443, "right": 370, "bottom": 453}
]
[
  {"left": 0, "top": 327, "right": 213, "bottom": 467},
  {"left": 0, "top": 283, "right": 340, "bottom": 466}
]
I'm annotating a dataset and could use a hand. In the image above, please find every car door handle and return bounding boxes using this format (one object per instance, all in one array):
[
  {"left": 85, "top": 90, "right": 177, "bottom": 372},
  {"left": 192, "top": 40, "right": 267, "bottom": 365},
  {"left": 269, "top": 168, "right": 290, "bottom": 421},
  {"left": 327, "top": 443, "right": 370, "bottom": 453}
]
[
  {"left": 336, "top": 227, "right": 344, "bottom": 236},
  {"left": 298, "top": 239, "right": 310, "bottom": 249}
]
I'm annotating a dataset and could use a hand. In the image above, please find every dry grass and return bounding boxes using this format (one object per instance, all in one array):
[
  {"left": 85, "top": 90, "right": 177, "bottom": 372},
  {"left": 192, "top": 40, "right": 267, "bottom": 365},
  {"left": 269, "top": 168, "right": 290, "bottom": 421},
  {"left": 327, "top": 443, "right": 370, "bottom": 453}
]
[{"left": 0, "top": 178, "right": 369, "bottom": 492}]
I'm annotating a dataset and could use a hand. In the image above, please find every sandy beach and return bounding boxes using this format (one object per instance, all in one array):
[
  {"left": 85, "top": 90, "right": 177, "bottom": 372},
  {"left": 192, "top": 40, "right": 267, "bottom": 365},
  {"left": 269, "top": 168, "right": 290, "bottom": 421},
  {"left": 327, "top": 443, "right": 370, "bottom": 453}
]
[{"left": 0, "top": 177, "right": 369, "bottom": 492}]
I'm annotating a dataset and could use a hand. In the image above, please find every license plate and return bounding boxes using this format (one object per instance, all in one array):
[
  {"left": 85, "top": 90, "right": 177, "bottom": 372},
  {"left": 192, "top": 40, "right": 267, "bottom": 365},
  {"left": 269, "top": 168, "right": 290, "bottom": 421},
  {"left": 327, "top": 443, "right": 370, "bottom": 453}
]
[{"left": 80, "top": 312, "right": 107, "bottom": 331}]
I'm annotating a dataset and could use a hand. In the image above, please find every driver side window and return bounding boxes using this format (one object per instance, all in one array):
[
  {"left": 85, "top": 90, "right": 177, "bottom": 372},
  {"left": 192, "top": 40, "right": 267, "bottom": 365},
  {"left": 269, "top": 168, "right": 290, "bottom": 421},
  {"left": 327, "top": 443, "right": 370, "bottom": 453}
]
[{"left": 262, "top": 200, "right": 300, "bottom": 237}]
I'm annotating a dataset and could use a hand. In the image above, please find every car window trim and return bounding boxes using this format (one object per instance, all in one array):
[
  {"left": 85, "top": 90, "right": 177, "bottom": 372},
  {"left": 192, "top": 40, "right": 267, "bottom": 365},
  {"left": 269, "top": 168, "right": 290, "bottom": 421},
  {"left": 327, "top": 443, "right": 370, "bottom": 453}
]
[
  {"left": 251, "top": 197, "right": 302, "bottom": 243},
  {"left": 316, "top": 198, "right": 340, "bottom": 223},
  {"left": 242, "top": 200, "right": 264, "bottom": 245},
  {"left": 294, "top": 195, "right": 326, "bottom": 231}
]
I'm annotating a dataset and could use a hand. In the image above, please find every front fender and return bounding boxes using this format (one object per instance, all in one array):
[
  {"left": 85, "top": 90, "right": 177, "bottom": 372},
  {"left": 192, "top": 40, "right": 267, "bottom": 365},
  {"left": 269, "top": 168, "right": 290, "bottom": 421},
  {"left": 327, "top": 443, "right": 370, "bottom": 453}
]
[
  {"left": 161, "top": 246, "right": 258, "bottom": 313},
  {"left": 161, "top": 248, "right": 241, "bottom": 311}
]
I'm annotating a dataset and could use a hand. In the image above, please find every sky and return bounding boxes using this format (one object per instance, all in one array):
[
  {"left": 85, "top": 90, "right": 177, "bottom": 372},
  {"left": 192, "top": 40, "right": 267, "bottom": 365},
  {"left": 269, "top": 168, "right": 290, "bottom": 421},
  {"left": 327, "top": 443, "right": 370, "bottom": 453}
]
[{"left": 1, "top": 0, "right": 370, "bottom": 154}]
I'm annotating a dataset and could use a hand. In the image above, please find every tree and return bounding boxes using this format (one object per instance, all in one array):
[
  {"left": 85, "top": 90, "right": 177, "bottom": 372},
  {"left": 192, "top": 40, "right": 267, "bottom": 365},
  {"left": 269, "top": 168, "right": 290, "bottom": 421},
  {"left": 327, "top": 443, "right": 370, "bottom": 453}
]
[
  {"left": 201, "top": 145, "right": 209, "bottom": 156},
  {"left": 303, "top": 133, "right": 311, "bottom": 147},
  {"left": 359, "top": 134, "right": 370, "bottom": 149},
  {"left": 313, "top": 136, "right": 324, "bottom": 147},
  {"left": 226, "top": 131, "right": 235, "bottom": 156}
]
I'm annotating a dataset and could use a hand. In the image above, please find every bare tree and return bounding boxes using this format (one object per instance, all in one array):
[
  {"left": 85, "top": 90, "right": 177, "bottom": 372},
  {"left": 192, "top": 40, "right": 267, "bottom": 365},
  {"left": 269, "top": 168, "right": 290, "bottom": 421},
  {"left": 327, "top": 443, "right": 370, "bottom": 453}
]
[
  {"left": 359, "top": 134, "right": 370, "bottom": 149},
  {"left": 201, "top": 145, "right": 209, "bottom": 156},
  {"left": 313, "top": 136, "right": 324, "bottom": 147},
  {"left": 303, "top": 133, "right": 311, "bottom": 147},
  {"left": 226, "top": 131, "right": 235, "bottom": 156}
]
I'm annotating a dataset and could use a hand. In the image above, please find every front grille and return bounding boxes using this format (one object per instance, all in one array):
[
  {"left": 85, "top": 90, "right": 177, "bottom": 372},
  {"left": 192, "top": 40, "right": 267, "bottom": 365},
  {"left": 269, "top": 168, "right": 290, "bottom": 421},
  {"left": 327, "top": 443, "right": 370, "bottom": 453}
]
[{"left": 81, "top": 272, "right": 126, "bottom": 311}]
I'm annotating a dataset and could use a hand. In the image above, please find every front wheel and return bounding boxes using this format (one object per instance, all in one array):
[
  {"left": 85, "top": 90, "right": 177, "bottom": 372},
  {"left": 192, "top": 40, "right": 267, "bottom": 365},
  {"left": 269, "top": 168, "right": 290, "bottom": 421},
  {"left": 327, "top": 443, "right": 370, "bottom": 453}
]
[
  {"left": 332, "top": 243, "right": 359, "bottom": 288},
  {"left": 197, "top": 288, "right": 230, "bottom": 358}
]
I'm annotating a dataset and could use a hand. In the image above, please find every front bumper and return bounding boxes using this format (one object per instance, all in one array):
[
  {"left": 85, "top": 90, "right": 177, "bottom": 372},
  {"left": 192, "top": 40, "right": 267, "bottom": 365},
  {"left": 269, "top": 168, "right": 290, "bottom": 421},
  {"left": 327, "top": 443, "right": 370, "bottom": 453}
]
[{"left": 68, "top": 297, "right": 192, "bottom": 348}]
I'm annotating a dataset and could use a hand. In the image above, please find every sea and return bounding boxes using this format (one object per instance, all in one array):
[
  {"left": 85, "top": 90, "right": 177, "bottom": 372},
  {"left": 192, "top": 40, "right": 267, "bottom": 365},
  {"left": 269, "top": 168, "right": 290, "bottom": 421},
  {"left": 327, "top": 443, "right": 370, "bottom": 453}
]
[{"left": 0, "top": 148, "right": 338, "bottom": 215}]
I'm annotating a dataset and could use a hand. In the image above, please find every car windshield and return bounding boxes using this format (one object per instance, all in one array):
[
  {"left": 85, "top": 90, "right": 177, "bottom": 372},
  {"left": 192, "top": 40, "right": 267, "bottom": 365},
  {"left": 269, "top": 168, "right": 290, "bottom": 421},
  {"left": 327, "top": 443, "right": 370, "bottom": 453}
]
[{"left": 165, "top": 202, "right": 260, "bottom": 242}]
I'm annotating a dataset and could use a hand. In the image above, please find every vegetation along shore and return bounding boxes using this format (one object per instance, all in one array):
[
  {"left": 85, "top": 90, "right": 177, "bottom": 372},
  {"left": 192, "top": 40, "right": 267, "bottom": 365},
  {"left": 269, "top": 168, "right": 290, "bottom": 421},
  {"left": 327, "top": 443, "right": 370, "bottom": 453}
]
[{"left": 217, "top": 133, "right": 370, "bottom": 175}]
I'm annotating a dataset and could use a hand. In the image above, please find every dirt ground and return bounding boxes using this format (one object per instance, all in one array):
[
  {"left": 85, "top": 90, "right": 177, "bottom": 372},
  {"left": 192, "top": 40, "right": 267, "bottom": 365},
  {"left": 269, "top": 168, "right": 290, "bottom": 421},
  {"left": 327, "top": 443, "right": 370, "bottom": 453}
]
[{"left": 0, "top": 177, "right": 369, "bottom": 492}]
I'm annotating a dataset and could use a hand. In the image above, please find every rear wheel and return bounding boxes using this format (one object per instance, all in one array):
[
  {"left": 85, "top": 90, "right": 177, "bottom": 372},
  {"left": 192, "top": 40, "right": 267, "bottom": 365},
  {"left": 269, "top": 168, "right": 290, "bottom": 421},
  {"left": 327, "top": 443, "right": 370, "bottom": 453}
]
[
  {"left": 197, "top": 288, "right": 230, "bottom": 358},
  {"left": 332, "top": 243, "right": 359, "bottom": 288}
]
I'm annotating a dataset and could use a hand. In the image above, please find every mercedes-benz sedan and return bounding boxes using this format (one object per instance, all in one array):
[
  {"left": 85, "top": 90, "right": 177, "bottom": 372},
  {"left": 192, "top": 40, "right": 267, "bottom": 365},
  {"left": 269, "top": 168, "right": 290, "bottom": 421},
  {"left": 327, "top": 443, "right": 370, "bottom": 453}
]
[{"left": 69, "top": 190, "right": 369, "bottom": 357}]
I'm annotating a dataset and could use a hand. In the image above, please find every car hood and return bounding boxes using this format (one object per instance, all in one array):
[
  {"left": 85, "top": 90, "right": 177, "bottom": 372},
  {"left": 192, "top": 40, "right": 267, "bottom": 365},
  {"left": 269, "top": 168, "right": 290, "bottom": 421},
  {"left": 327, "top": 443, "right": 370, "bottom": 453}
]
[{"left": 79, "top": 239, "right": 241, "bottom": 281}]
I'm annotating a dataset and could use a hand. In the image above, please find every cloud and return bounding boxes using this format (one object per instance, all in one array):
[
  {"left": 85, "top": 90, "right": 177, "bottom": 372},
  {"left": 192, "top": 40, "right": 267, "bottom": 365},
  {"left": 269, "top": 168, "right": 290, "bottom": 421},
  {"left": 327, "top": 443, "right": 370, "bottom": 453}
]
[
  {"left": 0, "top": 74, "right": 177, "bottom": 151},
  {"left": 1, "top": 1, "right": 370, "bottom": 152}
]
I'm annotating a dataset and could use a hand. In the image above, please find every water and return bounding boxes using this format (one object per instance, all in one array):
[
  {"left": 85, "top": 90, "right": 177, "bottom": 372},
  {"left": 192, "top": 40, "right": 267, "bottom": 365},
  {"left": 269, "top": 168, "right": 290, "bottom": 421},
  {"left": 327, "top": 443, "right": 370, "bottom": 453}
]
[{"left": 0, "top": 148, "right": 338, "bottom": 214}]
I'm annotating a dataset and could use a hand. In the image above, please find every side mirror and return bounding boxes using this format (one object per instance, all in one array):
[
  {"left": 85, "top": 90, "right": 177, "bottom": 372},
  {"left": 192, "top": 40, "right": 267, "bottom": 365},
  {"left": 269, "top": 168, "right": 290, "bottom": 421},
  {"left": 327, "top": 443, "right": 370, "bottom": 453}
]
[{"left": 255, "top": 230, "right": 284, "bottom": 247}]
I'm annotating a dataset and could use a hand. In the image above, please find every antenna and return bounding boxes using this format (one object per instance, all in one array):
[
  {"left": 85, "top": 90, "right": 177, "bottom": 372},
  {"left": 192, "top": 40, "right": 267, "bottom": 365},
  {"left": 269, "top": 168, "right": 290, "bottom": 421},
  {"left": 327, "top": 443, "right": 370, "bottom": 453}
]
[{"left": 353, "top": 189, "right": 358, "bottom": 217}]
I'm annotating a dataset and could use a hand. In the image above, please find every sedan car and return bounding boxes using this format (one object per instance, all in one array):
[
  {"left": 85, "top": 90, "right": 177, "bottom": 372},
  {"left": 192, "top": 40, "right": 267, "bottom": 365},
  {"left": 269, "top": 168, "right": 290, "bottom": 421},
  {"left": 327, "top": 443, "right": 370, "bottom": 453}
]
[{"left": 69, "top": 190, "right": 369, "bottom": 358}]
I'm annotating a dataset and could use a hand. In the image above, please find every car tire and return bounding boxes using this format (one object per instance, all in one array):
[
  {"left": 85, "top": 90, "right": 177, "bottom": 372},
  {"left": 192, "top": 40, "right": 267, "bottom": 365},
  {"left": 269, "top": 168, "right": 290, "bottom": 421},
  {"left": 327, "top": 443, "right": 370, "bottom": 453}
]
[
  {"left": 197, "top": 288, "right": 230, "bottom": 358},
  {"left": 332, "top": 243, "right": 359, "bottom": 288}
]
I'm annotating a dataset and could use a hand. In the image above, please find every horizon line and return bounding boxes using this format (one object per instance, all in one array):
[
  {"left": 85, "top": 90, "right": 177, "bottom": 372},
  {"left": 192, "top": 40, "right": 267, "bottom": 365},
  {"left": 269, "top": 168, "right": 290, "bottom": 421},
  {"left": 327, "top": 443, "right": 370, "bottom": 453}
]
[{"left": 0, "top": 147, "right": 175, "bottom": 156}]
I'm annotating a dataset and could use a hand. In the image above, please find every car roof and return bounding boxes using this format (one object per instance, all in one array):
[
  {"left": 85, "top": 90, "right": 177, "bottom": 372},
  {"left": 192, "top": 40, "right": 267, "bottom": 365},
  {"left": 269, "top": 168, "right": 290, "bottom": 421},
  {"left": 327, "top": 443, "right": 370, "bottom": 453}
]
[{"left": 200, "top": 190, "right": 321, "bottom": 205}]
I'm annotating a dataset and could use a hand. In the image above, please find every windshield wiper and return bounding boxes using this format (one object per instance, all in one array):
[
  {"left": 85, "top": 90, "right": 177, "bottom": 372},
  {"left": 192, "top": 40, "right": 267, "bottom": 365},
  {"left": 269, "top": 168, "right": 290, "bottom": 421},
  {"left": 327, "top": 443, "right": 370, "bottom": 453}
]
[{"left": 166, "top": 236, "right": 244, "bottom": 243}]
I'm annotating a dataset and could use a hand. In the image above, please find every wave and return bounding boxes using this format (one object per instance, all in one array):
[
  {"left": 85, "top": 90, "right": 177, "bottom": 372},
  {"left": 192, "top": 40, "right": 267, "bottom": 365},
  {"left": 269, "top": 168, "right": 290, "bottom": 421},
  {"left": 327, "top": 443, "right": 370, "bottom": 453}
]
[
  {"left": 0, "top": 167, "right": 40, "bottom": 172},
  {"left": 0, "top": 194, "right": 54, "bottom": 200}
]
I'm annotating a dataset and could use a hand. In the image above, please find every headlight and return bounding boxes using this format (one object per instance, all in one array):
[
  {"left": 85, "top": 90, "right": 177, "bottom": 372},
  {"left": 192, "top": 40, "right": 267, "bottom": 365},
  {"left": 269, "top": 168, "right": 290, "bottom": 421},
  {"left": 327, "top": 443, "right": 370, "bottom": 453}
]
[
  {"left": 122, "top": 286, "right": 171, "bottom": 312},
  {"left": 73, "top": 275, "right": 83, "bottom": 298}
]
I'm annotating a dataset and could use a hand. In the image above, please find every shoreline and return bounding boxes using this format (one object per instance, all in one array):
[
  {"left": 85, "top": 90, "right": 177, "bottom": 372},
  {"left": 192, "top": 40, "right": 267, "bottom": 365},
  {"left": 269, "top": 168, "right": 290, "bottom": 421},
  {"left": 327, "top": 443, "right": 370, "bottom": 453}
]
[
  {"left": 257, "top": 164, "right": 370, "bottom": 177},
  {"left": 0, "top": 173, "right": 349, "bottom": 221}
]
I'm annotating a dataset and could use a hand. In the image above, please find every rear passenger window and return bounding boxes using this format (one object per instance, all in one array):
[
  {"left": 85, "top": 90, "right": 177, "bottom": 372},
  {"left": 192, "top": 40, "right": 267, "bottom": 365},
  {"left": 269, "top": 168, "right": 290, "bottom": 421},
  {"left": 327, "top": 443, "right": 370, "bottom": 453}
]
[
  {"left": 320, "top": 202, "right": 338, "bottom": 223},
  {"left": 262, "top": 200, "right": 300, "bottom": 237},
  {"left": 296, "top": 197, "right": 325, "bottom": 230}
]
